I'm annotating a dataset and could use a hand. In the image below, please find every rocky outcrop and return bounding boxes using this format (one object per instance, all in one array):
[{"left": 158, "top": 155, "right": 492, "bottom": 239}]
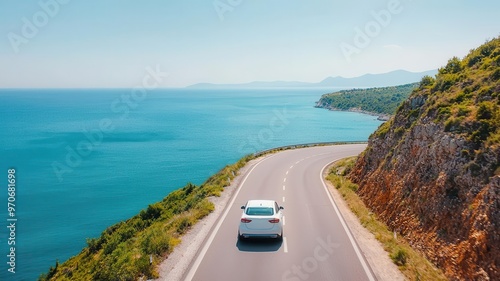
[{"left": 349, "top": 38, "right": 500, "bottom": 280}]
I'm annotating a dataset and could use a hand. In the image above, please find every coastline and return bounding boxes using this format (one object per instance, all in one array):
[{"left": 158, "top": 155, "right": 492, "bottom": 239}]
[
  {"left": 314, "top": 103, "right": 392, "bottom": 121},
  {"left": 38, "top": 143, "right": 406, "bottom": 280},
  {"left": 10, "top": 88, "right": 384, "bottom": 281}
]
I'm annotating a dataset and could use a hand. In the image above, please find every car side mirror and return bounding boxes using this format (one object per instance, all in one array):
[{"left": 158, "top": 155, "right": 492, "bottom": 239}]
[
  {"left": 279, "top": 206, "right": 284, "bottom": 210},
  {"left": 241, "top": 206, "right": 245, "bottom": 210}
]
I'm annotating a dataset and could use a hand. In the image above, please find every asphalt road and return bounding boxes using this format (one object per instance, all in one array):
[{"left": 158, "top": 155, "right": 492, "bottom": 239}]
[{"left": 184, "top": 144, "right": 376, "bottom": 281}]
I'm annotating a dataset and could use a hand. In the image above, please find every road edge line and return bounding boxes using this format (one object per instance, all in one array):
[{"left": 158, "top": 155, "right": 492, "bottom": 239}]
[{"left": 320, "top": 159, "right": 377, "bottom": 281}]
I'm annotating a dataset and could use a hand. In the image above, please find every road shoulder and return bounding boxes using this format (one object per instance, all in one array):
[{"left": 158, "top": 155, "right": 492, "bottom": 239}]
[{"left": 322, "top": 161, "right": 406, "bottom": 281}]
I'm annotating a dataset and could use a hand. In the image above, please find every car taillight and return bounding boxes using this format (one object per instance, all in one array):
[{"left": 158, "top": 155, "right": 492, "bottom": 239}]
[
  {"left": 269, "top": 218, "right": 280, "bottom": 223},
  {"left": 241, "top": 218, "right": 252, "bottom": 223}
]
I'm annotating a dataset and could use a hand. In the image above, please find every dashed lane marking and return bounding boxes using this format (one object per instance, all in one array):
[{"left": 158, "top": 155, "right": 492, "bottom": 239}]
[{"left": 283, "top": 237, "right": 288, "bottom": 253}]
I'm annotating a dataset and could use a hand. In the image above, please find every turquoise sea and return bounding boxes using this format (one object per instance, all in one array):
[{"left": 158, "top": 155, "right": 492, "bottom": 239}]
[{"left": 0, "top": 88, "right": 382, "bottom": 280}]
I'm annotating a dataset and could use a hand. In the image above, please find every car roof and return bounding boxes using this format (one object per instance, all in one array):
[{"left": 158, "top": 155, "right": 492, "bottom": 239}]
[{"left": 246, "top": 200, "right": 275, "bottom": 208}]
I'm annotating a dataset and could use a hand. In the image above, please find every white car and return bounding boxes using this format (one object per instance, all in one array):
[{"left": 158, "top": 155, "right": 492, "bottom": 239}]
[{"left": 238, "top": 200, "right": 284, "bottom": 240}]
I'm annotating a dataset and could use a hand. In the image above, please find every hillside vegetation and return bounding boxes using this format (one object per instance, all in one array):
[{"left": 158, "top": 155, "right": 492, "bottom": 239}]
[
  {"left": 316, "top": 83, "right": 419, "bottom": 116},
  {"left": 349, "top": 37, "right": 500, "bottom": 280},
  {"left": 39, "top": 155, "right": 253, "bottom": 280}
]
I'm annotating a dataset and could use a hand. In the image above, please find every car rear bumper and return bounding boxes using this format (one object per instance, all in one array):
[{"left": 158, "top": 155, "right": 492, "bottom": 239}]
[
  {"left": 239, "top": 233, "right": 281, "bottom": 239},
  {"left": 238, "top": 225, "right": 283, "bottom": 238}
]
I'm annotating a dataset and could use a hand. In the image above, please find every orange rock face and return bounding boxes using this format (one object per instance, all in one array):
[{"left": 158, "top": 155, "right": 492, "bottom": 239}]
[{"left": 349, "top": 38, "right": 500, "bottom": 280}]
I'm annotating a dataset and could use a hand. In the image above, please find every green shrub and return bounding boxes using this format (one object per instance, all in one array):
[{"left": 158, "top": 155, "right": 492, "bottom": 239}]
[
  {"left": 86, "top": 237, "right": 103, "bottom": 254},
  {"left": 140, "top": 227, "right": 172, "bottom": 255},
  {"left": 391, "top": 248, "right": 408, "bottom": 266},
  {"left": 477, "top": 101, "right": 495, "bottom": 120},
  {"left": 491, "top": 68, "right": 500, "bottom": 81},
  {"left": 420, "top": 75, "right": 435, "bottom": 88},
  {"left": 182, "top": 182, "right": 196, "bottom": 194},
  {"left": 433, "top": 73, "right": 459, "bottom": 92},
  {"left": 444, "top": 117, "right": 462, "bottom": 132},
  {"left": 175, "top": 216, "right": 194, "bottom": 234},
  {"left": 375, "top": 120, "right": 392, "bottom": 138},
  {"left": 456, "top": 104, "right": 470, "bottom": 117},
  {"left": 437, "top": 106, "right": 451, "bottom": 120},
  {"left": 347, "top": 183, "right": 359, "bottom": 192},
  {"left": 470, "top": 120, "right": 495, "bottom": 143},
  {"left": 439, "top": 57, "right": 463, "bottom": 74},
  {"left": 194, "top": 199, "right": 215, "bottom": 218}
]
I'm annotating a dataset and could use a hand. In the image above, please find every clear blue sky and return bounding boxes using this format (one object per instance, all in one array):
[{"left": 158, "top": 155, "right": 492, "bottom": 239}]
[{"left": 0, "top": 0, "right": 499, "bottom": 88}]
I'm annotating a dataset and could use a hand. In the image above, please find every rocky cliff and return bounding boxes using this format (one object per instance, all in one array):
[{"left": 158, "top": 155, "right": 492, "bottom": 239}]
[{"left": 349, "top": 37, "right": 500, "bottom": 280}]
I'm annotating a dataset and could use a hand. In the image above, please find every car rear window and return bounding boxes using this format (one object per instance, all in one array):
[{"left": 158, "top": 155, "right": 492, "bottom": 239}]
[{"left": 245, "top": 207, "right": 274, "bottom": 216}]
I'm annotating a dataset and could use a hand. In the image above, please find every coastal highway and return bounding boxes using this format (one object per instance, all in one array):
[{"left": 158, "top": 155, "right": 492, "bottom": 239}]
[{"left": 184, "top": 144, "right": 376, "bottom": 281}]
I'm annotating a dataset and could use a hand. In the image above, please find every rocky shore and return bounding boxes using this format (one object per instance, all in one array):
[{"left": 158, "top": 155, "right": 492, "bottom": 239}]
[{"left": 315, "top": 102, "right": 391, "bottom": 121}]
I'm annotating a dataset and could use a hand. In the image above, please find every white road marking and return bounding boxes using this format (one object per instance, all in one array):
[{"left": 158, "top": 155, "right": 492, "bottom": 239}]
[
  {"left": 320, "top": 161, "right": 377, "bottom": 281},
  {"left": 283, "top": 177, "right": 286, "bottom": 183},
  {"left": 290, "top": 165, "right": 294, "bottom": 169},
  {"left": 286, "top": 170, "right": 289, "bottom": 175},
  {"left": 282, "top": 196, "right": 285, "bottom": 203},
  {"left": 283, "top": 185, "right": 286, "bottom": 191},
  {"left": 283, "top": 216, "right": 286, "bottom": 225},
  {"left": 283, "top": 237, "right": 288, "bottom": 253}
]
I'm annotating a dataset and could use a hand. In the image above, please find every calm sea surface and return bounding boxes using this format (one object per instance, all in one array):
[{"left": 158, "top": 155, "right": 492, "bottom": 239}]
[{"left": 0, "top": 88, "right": 382, "bottom": 280}]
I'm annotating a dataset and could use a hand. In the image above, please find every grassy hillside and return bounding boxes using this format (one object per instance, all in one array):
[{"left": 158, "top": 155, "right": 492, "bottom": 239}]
[
  {"left": 316, "top": 83, "right": 419, "bottom": 116},
  {"left": 39, "top": 155, "right": 253, "bottom": 280},
  {"left": 349, "top": 37, "right": 500, "bottom": 280}
]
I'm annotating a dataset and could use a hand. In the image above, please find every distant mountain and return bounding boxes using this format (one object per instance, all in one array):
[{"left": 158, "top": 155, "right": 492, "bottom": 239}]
[
  {"left": 188, "top": 80, "right": 312, "bottom": 88},
  {"left": 187, "top": 69, "right": 438, "bottom": 89},
  {"left": 317, "top": 69, "right": 438, "bottom": 88}
]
